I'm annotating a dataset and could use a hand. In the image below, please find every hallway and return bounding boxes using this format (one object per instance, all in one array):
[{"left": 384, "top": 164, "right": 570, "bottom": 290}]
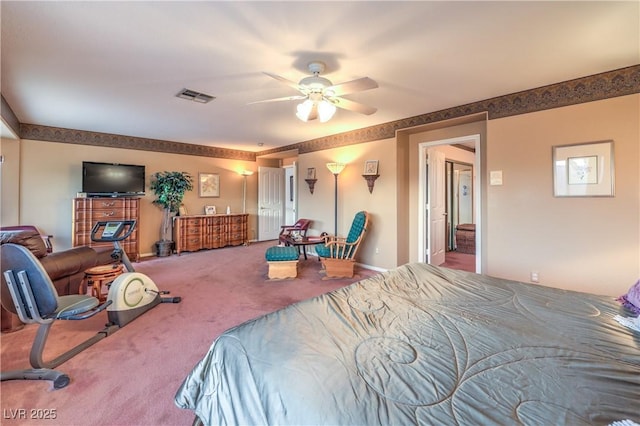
[{"left": 441, "top": 250, "right": 475, "bottom": 273}]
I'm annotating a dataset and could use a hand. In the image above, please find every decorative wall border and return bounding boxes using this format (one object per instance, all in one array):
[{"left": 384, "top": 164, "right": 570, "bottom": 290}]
[
  {"left": 16, "top": 65, "right": 640, "bottom": 159},
  {"left": 260, "top": 65, "right": 640, "bottom": 155},
  {"left": 19, "top": 124, "right": 256, "bottom": 161}
]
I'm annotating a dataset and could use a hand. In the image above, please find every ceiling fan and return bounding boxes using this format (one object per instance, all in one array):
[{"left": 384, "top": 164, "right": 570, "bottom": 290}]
[{"left": 250, "top": 61, "right": 378, "bottom": 122}]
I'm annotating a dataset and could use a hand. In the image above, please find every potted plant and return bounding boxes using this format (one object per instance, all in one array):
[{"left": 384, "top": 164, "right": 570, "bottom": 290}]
[{"left": 149, "top": 171, "right": 193, "bottom": 256}]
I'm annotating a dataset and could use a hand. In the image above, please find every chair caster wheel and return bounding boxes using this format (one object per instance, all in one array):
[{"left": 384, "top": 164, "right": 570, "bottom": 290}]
[{"left": 53, "top": 374, "right": 70, "bottom": 389}]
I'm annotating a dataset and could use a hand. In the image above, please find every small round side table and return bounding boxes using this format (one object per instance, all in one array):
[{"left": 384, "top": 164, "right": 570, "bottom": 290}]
[{"left": 82, "top": 264, "right": 124, "bottom": 302}]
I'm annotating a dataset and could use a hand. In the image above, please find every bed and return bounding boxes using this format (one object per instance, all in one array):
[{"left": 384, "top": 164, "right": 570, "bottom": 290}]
[{"left": 174, "top": 263, "right": 640, "bottom": 425}]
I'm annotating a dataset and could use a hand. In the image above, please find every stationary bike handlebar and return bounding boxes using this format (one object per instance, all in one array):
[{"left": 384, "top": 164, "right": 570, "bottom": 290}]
[
  {"left": 90, "top": 220, "right": 137, "bottom": 243},
  {"left": 90, "top": 220, "right": 137, "bottom": 272}
]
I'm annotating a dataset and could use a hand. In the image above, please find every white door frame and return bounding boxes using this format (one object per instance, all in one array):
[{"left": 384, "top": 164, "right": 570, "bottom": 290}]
[
  {"left": 257, "top": 166, "right": 285, "bottom": 241},
  {"left": 283, "top": 164, "right": 297, "bottom": 225},
  {"left": 418, "top": 134, "right": 482, "bottom": 273}
]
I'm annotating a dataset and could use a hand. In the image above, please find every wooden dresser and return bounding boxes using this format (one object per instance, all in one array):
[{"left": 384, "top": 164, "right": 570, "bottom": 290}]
[
  {"left": 72, "top": 197, "right": 140, "bottom": 261},
  {"left": 173, "top": 214, "right": 248, "bottom": 255}
]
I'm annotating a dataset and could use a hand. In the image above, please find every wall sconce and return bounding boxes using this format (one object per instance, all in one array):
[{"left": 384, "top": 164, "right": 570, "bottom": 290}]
[
  {"left": 362, "top": 160, "right": 379, "bottom": 193},
  {"left": 304, "top": 178, "right": 317, "bottom": 194},
  {"left": 362, "top": 174, "right": 380, "bottom": 193},
  {"left": 304, "top": 167, "right": 317, "bottom": 194}
]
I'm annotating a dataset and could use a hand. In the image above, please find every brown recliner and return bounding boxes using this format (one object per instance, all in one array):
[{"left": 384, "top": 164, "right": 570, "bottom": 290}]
[{"left": 0, "top": 228, "right": 115, "bottom": 332}]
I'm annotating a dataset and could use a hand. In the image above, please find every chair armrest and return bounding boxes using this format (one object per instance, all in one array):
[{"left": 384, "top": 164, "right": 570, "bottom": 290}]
[{"left": 41, "top": 235, "right": 53, "bottom": 253}]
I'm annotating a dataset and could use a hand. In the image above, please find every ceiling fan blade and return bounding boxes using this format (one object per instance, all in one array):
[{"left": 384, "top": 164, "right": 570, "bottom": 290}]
[
  {"left": 331, "top": 97, "right": 377, "bottom": 115},
  {"left": 248, "top": 95, "right": 307, "bottom": 105},
  {"left": 325, "top": 77, "right": 378, "bottom": 97},
  {"left": 263, "top": 72, "right": 302, "bottom": 91}
]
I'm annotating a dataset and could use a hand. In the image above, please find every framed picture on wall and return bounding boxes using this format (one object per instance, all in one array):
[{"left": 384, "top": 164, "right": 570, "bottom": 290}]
[
  {"left": 306, "top": 168, "right": 316, "bottom": 179},
  {"left": 552, "top": 140, "right": 614, "bottom": 197},
  {"left": 364, "top": 160, "right": 379, "bottom": 175},
  {"left": 199, "top": 173, "right": 220, "bottom": 197}
]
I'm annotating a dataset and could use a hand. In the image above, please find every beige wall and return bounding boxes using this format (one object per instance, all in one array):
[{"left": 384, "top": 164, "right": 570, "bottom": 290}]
[
  {"left": 297, "top": 138, "right": 397, "bottom": 270},
  {"left": 486, "top": 94, "right": 639, "bottom": 296},
  {"left": 0, "top": 138, "right": 21, "bottom": 226},
  {"left": 11, "top": 141, "right": 258, "bottom": 256},
  {"left": 3, "top": 94, "right": 637, "bottom": 296}
]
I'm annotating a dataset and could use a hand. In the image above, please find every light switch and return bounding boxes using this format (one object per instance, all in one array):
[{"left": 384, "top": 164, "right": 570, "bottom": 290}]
[{"left": 490, "top": 170, "right": 503, "bottom": 186}]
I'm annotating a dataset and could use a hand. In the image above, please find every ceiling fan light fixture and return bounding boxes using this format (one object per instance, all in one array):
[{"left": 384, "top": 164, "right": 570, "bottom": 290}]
[
  {"left": 318, "top": 100, "right": 337, "bottom": 123},
  {"left": 296, "top": 99, "right": 314, "bottom": 122}
]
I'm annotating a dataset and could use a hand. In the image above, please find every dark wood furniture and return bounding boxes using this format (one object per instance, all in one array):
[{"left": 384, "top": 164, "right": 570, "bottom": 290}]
[
  {"left": 278, "top": 219, "right": 311, "bottom": 245},
  {"left": 455, "top": 223, "right": 476, "bottom": 254},
  {"left": 281, "top": 235, "right": 324, "bottom": 260},
  {"left": 73, "top": 197, "right": 140, "bottom": 262},
  {"left": 173, "top": 214, "right": 248, "bottom": 255}
]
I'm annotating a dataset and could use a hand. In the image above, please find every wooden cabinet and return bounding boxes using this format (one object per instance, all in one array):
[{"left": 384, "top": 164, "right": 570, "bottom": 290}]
[
  {"left": 173, "top": 214, "right": 248, "bottom": 255},
  {"left": 72, "top": 197, "right": 140, "bottom": 261}
]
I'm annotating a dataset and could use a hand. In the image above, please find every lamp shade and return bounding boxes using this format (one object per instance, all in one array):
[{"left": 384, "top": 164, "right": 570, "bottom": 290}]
[
  {"left": 317, "top": 100, "right": 336, "bottom": 123},
  {"left": 240, "top": 170, "right": 254, "bottom": 176},
  {"left": 296, "top": 100, "right": 314, "bottom": 122},
  {"left": 326, "top": 162, "right": 346, "bottom": 175}
]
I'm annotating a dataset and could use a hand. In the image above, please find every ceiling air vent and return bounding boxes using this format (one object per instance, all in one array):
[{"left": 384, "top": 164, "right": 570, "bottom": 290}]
[{"left": 176, "top": 88, "right": 215, "bottom": 104}]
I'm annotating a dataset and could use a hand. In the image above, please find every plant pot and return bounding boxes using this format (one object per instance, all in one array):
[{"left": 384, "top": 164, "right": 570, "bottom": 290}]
[{"left": 155, "top": 241, "right": 173, "bottom": 257}]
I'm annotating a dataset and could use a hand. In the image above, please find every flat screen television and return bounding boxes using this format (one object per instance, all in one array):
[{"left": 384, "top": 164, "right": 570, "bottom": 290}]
[{"left": 82, "top": 161, "right": 146, "bottom": 197}]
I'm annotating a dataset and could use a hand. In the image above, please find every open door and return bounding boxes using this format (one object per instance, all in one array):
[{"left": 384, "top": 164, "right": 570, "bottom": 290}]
[
  {"left": 258, "top": 166, "right": 284, "bottom": 241},
  {"left": 419, "top": 134, "right": 481, "bottom": 273},
  {"left": 283, "top": 165, "right": 297, "bottom": 226},
  {"left": 427, "top": 148, "right": 447, "bottom": 266}
]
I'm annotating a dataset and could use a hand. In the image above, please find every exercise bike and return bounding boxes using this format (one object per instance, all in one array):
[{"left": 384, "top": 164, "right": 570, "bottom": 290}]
[
  {"left": 91, "top": 220, "right": 180, "bottom": 327},
  {"left": 0, "top": 220, "right": 179, "bottom": 389}
]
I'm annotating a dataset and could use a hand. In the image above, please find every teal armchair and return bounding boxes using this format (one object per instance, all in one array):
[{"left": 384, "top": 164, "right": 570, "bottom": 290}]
[{"left": 316, "top": 211, "right": 370, "bottom": 278}]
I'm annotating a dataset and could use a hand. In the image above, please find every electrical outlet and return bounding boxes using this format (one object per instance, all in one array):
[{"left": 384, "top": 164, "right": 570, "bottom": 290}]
[
  {"left": 375, "top": 248, "right": 380, "bottom": 254},
  {"left": 530, "top": 271, "right": 539, "bottom": 283}
]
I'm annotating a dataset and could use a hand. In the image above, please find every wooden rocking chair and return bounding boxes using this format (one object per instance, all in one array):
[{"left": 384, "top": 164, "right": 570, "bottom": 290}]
[{"left": 315, "top": 211, "right": 370, "bottom": 278}]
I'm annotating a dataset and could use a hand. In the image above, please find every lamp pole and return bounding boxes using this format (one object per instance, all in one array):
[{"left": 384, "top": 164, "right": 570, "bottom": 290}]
[
  {"left": 332, "top": 172, "right": 338, "bottom": 235},
  {"left": 326, "top": 163, "right": 346, "bottom": 236},
  {"left": 240, "top": 170, "right": 254, "bottom": 214}
]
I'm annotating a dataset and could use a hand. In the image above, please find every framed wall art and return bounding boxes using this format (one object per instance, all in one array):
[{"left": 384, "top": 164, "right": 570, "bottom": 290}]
[
  {"left": 552, "top": 140, "right": 614, "bottom": 197},
  {"left": 364, "top": 160, "right": 379, "bottom": 175},
  {"left": 199, "top": 172, "right": 220, "bottom": 198},
  {"left": 306, "top": 167, "right": 316, "bottom": 179}
]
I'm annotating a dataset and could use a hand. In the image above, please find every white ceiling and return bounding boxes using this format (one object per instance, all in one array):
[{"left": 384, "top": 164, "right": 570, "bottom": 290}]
[{"left": 1, "top": 1, "right": 638, "bottom": 152}]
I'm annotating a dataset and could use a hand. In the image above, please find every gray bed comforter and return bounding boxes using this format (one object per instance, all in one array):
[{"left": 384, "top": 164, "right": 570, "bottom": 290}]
[{"left": 175, "top": 263, "right": 640, "bottom": 425}]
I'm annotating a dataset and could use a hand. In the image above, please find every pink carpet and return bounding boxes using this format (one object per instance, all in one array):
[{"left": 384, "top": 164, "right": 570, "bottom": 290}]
[
  {"left": 441, "top": 250, "right": 476, "bottom": 272},
  {"left": 0, "top": 241, "right": 377, "bottom": 425}
]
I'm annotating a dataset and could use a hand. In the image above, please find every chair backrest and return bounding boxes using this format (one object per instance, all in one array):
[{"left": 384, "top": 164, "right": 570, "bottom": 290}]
[
  {"left": 1, "top": 243, "right": 59, "bottom": 320},
  {"left": 346, "top": 211, "right": 369, "bottom": 244},
  {"left": 280, "top": 219, "right": 311, "bottom": 236},
  {"left": 1, "top": 225, "right": 53, "bottom": 254},
  {"left": 295, "top": 219, "right": 311, "bottom": 234}
]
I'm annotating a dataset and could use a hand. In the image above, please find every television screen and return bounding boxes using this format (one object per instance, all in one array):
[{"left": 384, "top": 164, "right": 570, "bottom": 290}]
[{"left": 82, "top": 161, "right": 145, "bottom": 196}]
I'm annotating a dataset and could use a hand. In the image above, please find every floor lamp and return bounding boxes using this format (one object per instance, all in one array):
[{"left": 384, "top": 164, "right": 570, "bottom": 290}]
[
  {"left": 240, "top": 170, "right": 254, "bottom": 214},
  {"left": 326, "top": 163, "right": 346, "bottom": 235}
]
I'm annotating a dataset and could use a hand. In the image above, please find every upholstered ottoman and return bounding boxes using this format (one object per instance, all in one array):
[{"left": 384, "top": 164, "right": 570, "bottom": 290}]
[
  {"left": 455, "top": 223, "right": 476, "bottom": 254},
  {"left": 265, "top": 246, "right": 299, "bottom": 279}
]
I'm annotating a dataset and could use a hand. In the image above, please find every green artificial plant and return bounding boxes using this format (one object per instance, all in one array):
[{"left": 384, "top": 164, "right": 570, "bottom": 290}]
[{"left": 150, "top": 171, "right": 194, "bottom": 242}]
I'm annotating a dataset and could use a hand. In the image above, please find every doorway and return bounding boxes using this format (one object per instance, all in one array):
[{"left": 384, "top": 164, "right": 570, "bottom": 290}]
[
  {"left": 446, "top": 160, "right": 473, "bottom": 251},
  {"left": 257, "top": 166, "right": 285, "bottom": 241},
  {"left": 418, "top": 134, "right": 481, "bottom": 273}
]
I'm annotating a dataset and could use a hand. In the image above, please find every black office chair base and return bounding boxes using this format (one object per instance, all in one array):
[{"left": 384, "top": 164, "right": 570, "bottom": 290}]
[{"left": 1, "top": 368, "right": 70, "bottom": 389}]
